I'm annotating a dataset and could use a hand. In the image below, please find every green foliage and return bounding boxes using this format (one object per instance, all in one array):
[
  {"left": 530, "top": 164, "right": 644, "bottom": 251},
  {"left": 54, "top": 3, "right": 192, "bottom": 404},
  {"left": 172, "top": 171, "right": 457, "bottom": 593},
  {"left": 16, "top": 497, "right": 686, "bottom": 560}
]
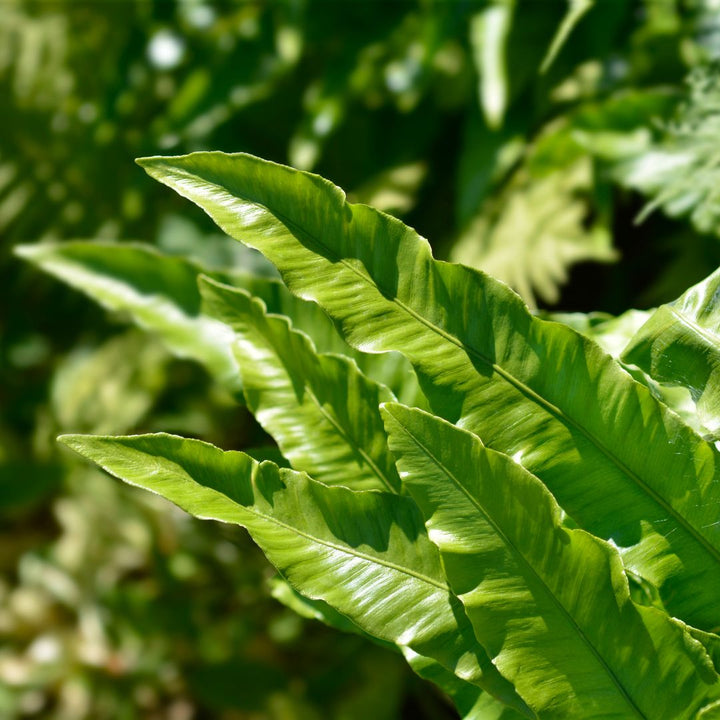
[
  {"left": 623, "top": 265, "right": 720, "bottom": 438},
  {"left": 29, "top": 150, "right": 720, "bottom": 717},
  {"left": 11, "top": 2, "right": 720, "bottom": 718}
]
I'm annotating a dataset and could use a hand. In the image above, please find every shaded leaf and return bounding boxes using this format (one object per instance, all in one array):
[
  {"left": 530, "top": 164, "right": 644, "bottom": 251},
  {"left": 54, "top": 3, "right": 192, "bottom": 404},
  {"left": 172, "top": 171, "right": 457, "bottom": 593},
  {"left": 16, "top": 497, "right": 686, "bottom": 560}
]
[
  {"left": 15, "top": 241, "right": 240, "bottom": 395},
  {"left": 623, "top": 265, "right": 720, "bottom": 438},
  {"left": 16, "top": 240, "right": 424, "bottom": 409}
]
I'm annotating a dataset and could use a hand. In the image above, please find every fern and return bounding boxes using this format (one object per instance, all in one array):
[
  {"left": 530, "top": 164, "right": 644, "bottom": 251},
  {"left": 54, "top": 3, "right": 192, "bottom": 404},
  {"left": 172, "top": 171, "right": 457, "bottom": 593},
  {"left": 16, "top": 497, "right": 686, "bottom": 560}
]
[
  {"left": 614, "top": 67, "right": 720, "bottom": 235},
  {"left": 19, "top": 153, "right": 720, "bottom": 718}
]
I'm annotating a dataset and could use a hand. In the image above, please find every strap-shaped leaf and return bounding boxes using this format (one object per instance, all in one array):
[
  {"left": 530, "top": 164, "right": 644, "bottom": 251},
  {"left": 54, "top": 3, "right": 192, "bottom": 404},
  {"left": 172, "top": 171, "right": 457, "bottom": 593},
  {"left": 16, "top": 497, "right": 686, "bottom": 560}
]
[
  {"left": 623, "top": 266, "right": 720, "bottom": 438},
  {"left": 138, "top": 151, "right": 720, "bottom": 631},
  {"left": 59, "top": 432, "right": 531, "bottom": 717},
  {"left": 382, "top": 403, "right": 718, "bottom": 719},
  {"left": 15, "top": 240, "right": 423, "bottom": 407},
  {"left": 15, "top": 241, "right": 241, "bottom": 394},
  {"left": 199, "top": 276, "right": 400, "bottom": 492}
]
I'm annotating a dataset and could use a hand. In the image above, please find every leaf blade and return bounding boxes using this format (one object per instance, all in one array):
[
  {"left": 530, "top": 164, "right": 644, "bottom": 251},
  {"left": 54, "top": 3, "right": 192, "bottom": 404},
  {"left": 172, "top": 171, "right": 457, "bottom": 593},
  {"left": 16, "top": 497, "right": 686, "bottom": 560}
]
[
  {"left": 382, "top": 402, "right": 718, "bottom": 719},
  {"left": 200, "top": 276, "right": 400, "bottom": 492},
  {"left": 59, "top": 431, "right": 531, "bottom": 716},
  {"left": 623, "top": 266, "right": 720, "bottom": 438}
]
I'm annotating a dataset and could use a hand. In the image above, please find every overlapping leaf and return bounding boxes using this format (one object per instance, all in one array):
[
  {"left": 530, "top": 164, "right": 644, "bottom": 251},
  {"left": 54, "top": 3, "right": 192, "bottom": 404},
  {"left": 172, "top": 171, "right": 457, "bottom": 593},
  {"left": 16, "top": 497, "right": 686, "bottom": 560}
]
[
  {"left": 139, "top": 150, "right": 720, "bottom": 631},
  {"left": 382, "top": 403, "right": 719, "bottom": 719},
  {"left": 550, "top": 308, "right": 704, "bottom": 434},
  {"left": 60, "top": 432, "right": 531, "bottom": 717},
  {"left": 16, "top": 240, "right": 423, "bottom": 408},
  {"left": 199, "top": 277, "right": 400, "bottom": 492},
  {"left": 269, "top": 577, "right": 515, "bottom": 719}
]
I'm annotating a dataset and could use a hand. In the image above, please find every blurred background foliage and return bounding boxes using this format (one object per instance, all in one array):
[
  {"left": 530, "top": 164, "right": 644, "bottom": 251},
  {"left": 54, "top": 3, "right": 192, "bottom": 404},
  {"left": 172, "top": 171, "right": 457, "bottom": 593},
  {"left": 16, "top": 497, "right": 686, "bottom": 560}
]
[{"left": 5, "top": 0, "right": 720, "bottom": 717}]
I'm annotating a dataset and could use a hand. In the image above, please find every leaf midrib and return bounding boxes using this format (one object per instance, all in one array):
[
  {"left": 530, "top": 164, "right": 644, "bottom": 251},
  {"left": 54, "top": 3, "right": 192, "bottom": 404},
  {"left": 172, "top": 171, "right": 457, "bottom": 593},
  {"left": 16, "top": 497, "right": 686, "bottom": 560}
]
[
  {"left": 171, "top": 165, "right": 720, "bottom": 568},
  {"left": 234, "top": 318, "right": 397, "bottom": 493},
  {"left": 667, "top": 305, "right": 720, "bottom": 357},
  {"left": 391, "top": 416, "right": 646, "bottom": 719},
  {"left": 112, "top": 448, "right": 449, "bottom": 592}
]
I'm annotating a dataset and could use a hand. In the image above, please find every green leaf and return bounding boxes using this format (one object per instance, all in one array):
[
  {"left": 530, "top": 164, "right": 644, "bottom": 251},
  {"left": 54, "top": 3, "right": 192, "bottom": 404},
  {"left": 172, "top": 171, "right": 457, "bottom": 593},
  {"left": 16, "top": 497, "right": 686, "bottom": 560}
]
[
  {"left": 540, "top": 0, "right": 594, "bottom": 74},
  {"left": 469, "top": 3, "right": 514, "bottom": 129},
  {"left": 269, "top": 575, "right": 504, "bottom": 718},
  {"left": 546, "top": 309, "right": 651, "bottom": 359},
  {"left": 14, "top": 241, "right": 241, "bottom": 395},
  {"left": 612, "top": 68, "right": 720, "bottom": 236},
  {"left": 59, "top": 432, "right": 531, "bottom": 716},
  {"left": 138, "top": 150, "right": 720, "bottom": 632},
  {"left": 199, "top": 276, "right": 401, "bottom": 492},
  {"left": 382, "top": 402, "right": 719, "bottom": 719},
  {"left": 15, "top": 240, "right": 424, "bottom": 410},
  {"left": 549, "top": 309, "right": 704, "bottom": 434},
  {"left": 268, "top": 575, "right": 368, "bottom": 638},
  {"left": 402, "top": 648, "right": 525, "bottom": 720},
  {"left": 623, "top": 266, "right": 720, "bottom": 439},
  {"left": 268, "top": 575, "right": 514, "bottom": 718}
]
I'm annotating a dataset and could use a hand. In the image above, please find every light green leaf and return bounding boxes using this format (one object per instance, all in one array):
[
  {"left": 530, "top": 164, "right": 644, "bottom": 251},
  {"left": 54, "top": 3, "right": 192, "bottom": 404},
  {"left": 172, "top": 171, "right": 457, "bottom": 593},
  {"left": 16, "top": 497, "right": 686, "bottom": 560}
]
[
  {"left": 470, "top": 2, "right": 514, "bottom": 129},
  {"left": 14, "top": 241, "right": 241, "bottom": 395},
  {"left": 623, "top": 266, "right": 720, "bottom": 439},
  {"left": 612, "top": 68, "right": 720, "bottom": 236},
  {"left": 268, "top": 575, "right": 367, "bottom": 638},
  {"left": 545, "top": 309, "right": 652, "bottom": 359},
  {"left": 402, "top": 647, "right": 525, "bottom": 720},
  {"left": 549, "top": 308, "right": 704, "bottom": 434},
  {"left": 59, "top": 432, "right": 531, "bottom": 716},
  {"left": 269, "top": 576, "right": 506, "bottom": 718},
  {"left": 199, "top": 276, "right": 401, "bottom": 492},
  {"left": 540, "top": 0, "right": 594, "bottom": 74},
  {"left": 138, "top": 150, "right": 720, "bottom": 631},
  {"left": 382, "top": 402, "right": 719, "bottom": 719}
]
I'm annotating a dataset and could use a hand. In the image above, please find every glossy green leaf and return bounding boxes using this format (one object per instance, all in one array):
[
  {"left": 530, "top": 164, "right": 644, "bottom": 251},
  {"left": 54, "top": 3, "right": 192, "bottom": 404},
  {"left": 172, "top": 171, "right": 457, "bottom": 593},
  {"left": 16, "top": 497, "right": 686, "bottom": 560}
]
[
  {"left": 402, "top": 647, "right": 525, "bottom": 720},
  {"left": 550, "top": 308, "right": 704, "bottom": 434},
  {"left": 139, "top": 150, "right": 720, "bottom": 631},
  {"left": 199, "top": 276, "right": 401, "bottom": 492},
  {"left": 382, "top": 403, "right": 719, "bottom": 719},
  {"left": 623, "top": 266, "right": 720, "bottom": 438},
  {"left": 59, "top": 432, "right": 531, "bottom": 716},
  {"left": 269, "top": 576, "right": 508, "bottom": 719},
  {"left": 546, "top": 309, "right": 651, "bottom": 359}
]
